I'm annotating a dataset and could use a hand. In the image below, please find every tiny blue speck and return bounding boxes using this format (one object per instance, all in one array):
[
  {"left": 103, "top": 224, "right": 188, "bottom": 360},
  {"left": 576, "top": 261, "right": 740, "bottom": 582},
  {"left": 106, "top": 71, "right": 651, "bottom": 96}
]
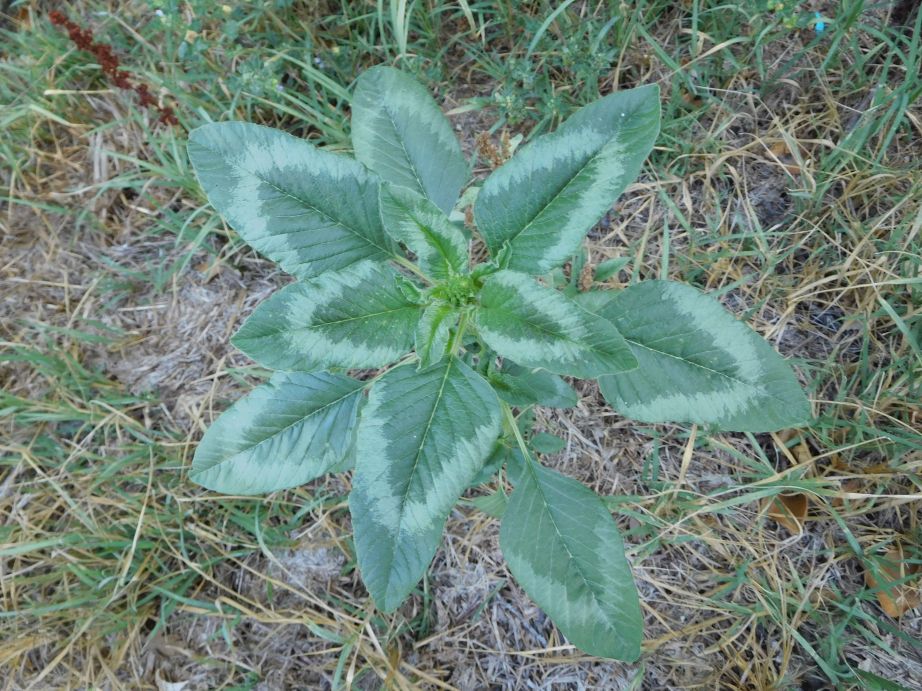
[{"left": 814, "top": 13, "right": 826, "bottom": 33}]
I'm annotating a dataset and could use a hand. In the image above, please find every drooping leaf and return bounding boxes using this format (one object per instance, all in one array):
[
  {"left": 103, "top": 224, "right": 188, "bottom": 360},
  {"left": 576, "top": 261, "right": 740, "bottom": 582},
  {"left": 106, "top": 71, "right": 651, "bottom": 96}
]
[
  {"left": 350, "top": 358, "right": 501, "bottom": 611},
  {"left": 191, "top": 372, "right": 364, "bottom": 494},
  {"left": 233, "top": 261, "right": 421, "bottom": 371},
  {"left": 188, "top": 122, "right": 393, "bottom": 279},
  {"left": 474, "top": 85, "right": 660, "bottom": 273},
  {"left": 585, "top": 280, "right": 812, "bottom": 431},
  {"left": 500, "top": 460, "right": 643, "bottom": 660},
  {"left": 490, "top": 362, "right": 578, "bottom": 409},
  {"left": 379, "top": 184, "right": 468, "bottom": 281},
  {"left": 474, "top": 270, "right": 637, "bottom": 378},
  {"left": 352, "top": 66, "right": 468, "bottom": 214},
  {"left": 415, "top": 303, "right": 456, "bottom": 369}
]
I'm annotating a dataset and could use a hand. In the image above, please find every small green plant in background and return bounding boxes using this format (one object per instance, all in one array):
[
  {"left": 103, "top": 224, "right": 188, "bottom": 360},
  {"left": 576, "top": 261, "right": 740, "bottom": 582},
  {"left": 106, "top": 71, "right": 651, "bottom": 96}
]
[{"left": 186, "top": 66, "right": 811, "bottom": 661}]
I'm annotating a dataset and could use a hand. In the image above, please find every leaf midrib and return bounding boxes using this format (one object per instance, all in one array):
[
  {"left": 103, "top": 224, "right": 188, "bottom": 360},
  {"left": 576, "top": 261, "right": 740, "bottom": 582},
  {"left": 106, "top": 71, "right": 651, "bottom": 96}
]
[
  {"left": 297, "top": 303, "right": 420, "bottom": 331},
  {"left": 381, "top": 360, "right": 454, "bottom": 605},
  {"left": 620, "top": 335, "right": 767, "bottom": 394},
  {"left": 379, "top": 102, "right": 429, "bottom": 202}
]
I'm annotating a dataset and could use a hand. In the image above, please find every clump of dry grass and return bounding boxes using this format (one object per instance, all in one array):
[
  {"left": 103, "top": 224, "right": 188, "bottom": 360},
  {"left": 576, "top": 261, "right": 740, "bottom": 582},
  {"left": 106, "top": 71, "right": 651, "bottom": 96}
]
[{"left": 2, "top": 1, "right": 921, "bottom": 689}]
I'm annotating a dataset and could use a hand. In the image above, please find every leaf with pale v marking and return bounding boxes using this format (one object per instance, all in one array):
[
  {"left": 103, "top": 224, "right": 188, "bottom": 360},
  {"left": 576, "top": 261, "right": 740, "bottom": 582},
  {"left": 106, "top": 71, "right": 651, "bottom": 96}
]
[
  {"left": 352, "top": 66, "right": 468, "bottom": 214},
  {"left": 501, "top": 460, "right": 642, "bottom": 660},
  {"left": 581, "top": 280, "right": 811, "bottom": 431},
  {"left": 475, "top": 85, "right": 660, "bottom": 273},
  {"left": 191, "top": 372, "right": 364, "bottom": 494},
  {"left": 189, "top": 122, "right": 394, "bottom": 279},
  {"left": 350, "top": 358, "right": 501, "bottom": 611},
  {"left": 233, "top": 261, "right": 421, "bottom": 371}
]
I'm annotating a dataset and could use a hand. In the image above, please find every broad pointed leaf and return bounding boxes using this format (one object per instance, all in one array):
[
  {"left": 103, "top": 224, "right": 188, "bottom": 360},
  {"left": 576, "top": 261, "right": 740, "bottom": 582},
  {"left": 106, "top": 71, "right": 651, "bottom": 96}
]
[
  {"left": 191, "top": 372, "right": 364, "bottom": 494},
  {"left": 188, "top": 122, "right": 393, "bottom": 279},
  {"left": 474, "top": 270, "right": 637, "bottom": 378},
  {"left": 352, "top": 66, "right": 467, "bottom": 214},
  {"left": 500, "top": 461, "right": 642, "bottom": 661},
  {"left": 379, "top": 184, "right": 469, "bottom": 281},
  {"left": 588, "top": 281, "right": 811, "bottom": 431},
  {"left": 414, "top": 303, "right": 456, "bottom": 369},
  {"left": 233, "top": 261, "right": 421, "bottom": 371},
  {"left": 350, "top": 358, "right": 501, "bottom": 611},
  {"left": 474, "top": 85, "right": 660, "bottom": 273},
  {"left": 490, "top": 362, "right": 578, "bottom": 408}
]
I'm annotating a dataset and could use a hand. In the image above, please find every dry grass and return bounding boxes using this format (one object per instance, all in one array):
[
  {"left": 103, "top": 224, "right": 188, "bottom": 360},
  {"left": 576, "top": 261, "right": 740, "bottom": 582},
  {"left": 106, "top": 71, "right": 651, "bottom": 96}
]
[{"left": 2, "top": 1, "right": 921, "bottom": 689}]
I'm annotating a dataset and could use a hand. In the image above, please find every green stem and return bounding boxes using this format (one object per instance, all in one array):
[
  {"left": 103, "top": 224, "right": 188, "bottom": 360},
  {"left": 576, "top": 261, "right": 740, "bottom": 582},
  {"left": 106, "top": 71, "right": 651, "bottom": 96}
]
[
  {"left": 393, "top": 255, "right": 430, "bottom": 283},
  {"left": 501, "top": 401, "right": 534, "bottom": 466},
  {"left": 448, "top": 310, "right": 469, "bottom": 356}
]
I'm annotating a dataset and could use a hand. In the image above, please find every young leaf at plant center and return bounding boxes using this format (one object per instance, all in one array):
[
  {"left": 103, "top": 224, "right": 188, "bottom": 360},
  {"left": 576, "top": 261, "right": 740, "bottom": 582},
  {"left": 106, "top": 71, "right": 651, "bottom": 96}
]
[
  {"left": 352, "top": 66, "right": 468, "bottom": 214},
  {"left": 379, "top": 184, "right": 469, "bottom": 281},
  {"left": 584, "top": 280, "right": 812, "bottom": 432},
  {"left": 191, "top": 372, "right": 364, "bottom": 494},
  {"left": 489, "top": 362, "right": 578, "bottom": 409},
  {"left": 415, "top": 303, "right": 456, "bottom": 369},
  {"left": 500, "top": 460, "right": 643, "bottom": 660},
  {"left": 233, "top": 261, "right": 421, "bottom": 371},
  {"left": 349, "top": 358, "right": 501, "bottom": 611},
  {"left": 474, "top": 270, "right": 637, "bottom": 378},
  {"left": 188, "top": 122, "right": 394, "bottom": 279},
  {"left": 474, "top": 85, "right": 660, "bottom": 273}
]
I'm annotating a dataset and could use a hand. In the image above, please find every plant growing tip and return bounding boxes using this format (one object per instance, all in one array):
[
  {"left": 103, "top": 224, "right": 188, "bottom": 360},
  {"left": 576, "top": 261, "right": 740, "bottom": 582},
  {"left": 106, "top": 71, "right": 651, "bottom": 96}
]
[{"left": 186, "top": 65, "right": 811, "bottom": 661}]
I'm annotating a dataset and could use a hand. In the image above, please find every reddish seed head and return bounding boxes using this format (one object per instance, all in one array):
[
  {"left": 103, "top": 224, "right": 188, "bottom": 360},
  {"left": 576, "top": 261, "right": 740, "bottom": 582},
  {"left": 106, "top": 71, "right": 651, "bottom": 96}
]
[{"left": 49, "top": 10, "right": 178, "bottom": 127}]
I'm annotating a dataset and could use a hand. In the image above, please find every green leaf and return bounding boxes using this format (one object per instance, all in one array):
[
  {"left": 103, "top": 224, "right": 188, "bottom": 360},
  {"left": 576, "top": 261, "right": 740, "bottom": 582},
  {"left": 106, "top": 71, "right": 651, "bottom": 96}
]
[
  {"left": 588, "top": 281, "right": 812, "bottom": 431},
  {"left": 594, "top": 256, "right": 631, "bottom": 282},
  {"left": 350, "top": 358, "right": 501, "bottom": 611},
  {"left": 188, "top": 122, "right": 393, "bottom": 279},
  {"left": 474, "top": 85, "right": 660, "bottom": 273},
  {"left": 415, "top": 303, "right": 456, "bottom": 369},
  {"left": 853, "top": 670, "right": 911, "bottom": 691},
  {"left": 352, "top": 66, "right": 468, "bottom": 214},
  {"left": 233, "top": 261, "right": 421, "bottom": 371},
  {"left": 191, "top": 372, "right": 364, "bottom": 494},
  {"left": 469, "top": 490, "right": 508, "bottom": 518},
  {"left": 531, "top": 432, "right": 566, "bottom": 454},
  {"left": 474, "top": 270, "right": 637, "bottom": 378},
  {"left": 490, "top": 362, "right": 578, "bottom": 408},
  {"left": 379, "top": 184, "right": 469, "bottom": 281},
  {"left": 500, "top": 460, "right": 643, "bottom": 661}
]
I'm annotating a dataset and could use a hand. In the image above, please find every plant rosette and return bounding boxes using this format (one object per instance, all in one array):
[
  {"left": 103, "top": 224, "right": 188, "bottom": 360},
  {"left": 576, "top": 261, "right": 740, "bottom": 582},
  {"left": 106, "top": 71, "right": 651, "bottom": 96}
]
[{"left": 186, "top": 66, "right": 811, "bottom": 661}]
